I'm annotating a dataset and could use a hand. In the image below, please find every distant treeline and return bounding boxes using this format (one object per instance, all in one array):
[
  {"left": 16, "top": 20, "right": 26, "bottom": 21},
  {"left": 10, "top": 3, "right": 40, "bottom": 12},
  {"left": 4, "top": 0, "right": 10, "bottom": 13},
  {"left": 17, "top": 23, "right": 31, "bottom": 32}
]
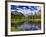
[{"left": 11, "top": 10, "right": 41, "bottom": 19}]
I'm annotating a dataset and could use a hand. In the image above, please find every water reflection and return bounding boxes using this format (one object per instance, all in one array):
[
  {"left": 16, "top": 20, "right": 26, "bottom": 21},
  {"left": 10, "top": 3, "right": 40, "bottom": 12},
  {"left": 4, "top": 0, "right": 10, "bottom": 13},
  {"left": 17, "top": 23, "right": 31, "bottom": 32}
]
[{"left": 11, "top": 22, "right": 41, "bottom": 31}]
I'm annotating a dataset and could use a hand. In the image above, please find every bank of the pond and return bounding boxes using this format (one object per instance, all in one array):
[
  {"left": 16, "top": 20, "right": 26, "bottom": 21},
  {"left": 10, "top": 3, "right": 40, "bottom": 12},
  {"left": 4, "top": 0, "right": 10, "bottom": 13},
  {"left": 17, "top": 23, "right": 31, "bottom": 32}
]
[
  {"left": 28, "top": 19, "right": 41, "bottom": 23},
  {"left": 11, "top": 18, "right": 25, "bottom": 26},
  {"left": 11, "top": 18, "right": 41, "bottom": 26}
]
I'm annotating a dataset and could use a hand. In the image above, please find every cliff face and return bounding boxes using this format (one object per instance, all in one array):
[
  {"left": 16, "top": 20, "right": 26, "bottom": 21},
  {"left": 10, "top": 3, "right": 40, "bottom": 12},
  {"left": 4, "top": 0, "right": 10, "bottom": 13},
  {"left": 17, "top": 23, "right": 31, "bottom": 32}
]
[{"left": 11, "top": 11, "right": 24, "bottom": 16}]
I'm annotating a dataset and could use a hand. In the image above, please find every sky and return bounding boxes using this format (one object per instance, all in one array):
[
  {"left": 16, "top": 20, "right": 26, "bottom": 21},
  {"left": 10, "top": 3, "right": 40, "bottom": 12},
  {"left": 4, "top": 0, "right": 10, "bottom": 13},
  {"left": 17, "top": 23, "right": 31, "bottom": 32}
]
[{"left": 11, "top": 5, "right": 41, "bottom": 16}]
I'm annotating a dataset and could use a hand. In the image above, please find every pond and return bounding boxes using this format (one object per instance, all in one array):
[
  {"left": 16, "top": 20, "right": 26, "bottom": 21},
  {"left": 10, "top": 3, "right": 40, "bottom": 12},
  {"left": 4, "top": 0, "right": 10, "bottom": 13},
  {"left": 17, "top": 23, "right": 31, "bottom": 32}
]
[{"left": 11, "top": 22, "right": 41, "bottom": 31}]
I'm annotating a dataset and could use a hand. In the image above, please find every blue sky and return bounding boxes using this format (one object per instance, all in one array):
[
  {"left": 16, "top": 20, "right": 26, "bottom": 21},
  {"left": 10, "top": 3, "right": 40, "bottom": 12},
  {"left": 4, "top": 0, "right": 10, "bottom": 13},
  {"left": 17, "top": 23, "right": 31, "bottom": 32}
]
[{"left": 11, "top": 5, "right": 41, "bottom": 15}]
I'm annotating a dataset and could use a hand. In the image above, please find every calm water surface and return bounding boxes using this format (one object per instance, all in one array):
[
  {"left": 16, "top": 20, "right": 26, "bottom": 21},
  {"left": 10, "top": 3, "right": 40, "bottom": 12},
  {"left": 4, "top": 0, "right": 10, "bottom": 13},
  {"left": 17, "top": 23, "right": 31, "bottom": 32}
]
[{"left": 11, "top": 22, "right": 41, "bottom": 31}]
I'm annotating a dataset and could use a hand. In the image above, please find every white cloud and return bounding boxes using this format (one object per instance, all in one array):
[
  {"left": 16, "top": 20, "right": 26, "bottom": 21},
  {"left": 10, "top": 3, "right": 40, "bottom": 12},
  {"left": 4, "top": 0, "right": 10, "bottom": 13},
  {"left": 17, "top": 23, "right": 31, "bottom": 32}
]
[{"left": 11, "top": 6, "right": 41, "bottom": 16}]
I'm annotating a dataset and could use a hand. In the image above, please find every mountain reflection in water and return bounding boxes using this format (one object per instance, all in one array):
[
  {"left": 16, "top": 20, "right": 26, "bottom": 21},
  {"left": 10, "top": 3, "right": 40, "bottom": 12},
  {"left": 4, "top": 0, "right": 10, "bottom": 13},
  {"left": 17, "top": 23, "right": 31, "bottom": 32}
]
[
  {"left": 11, "top": 22, "right": 41, "bottom": 31},
  {"left": 16, "top": 22, "right": 40, "bottom": 31}
]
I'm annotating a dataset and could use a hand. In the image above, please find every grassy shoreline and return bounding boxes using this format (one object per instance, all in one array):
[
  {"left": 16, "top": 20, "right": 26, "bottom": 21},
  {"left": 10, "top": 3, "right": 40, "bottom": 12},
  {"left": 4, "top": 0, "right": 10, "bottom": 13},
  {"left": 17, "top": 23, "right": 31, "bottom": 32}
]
[{"left": 11, "top": 18, "right": 41, "bottom": 25}]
